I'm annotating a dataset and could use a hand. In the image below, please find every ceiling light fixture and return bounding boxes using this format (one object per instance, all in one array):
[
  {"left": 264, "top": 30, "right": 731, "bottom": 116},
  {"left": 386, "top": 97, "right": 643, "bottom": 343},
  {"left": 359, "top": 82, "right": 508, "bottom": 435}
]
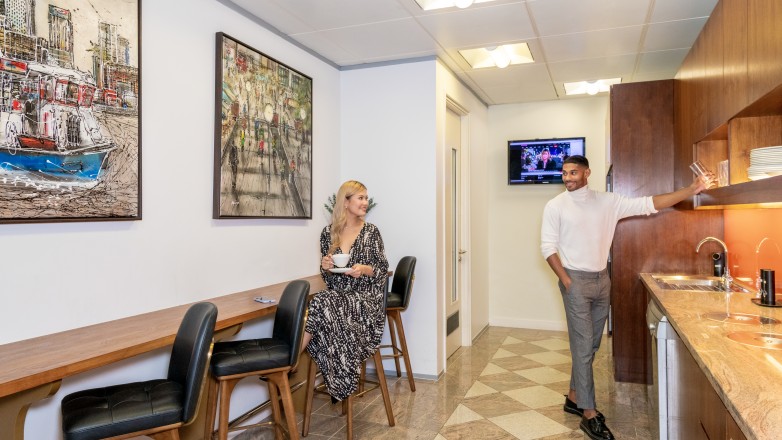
[
  {"left": 459, "top": 43, "right": 534, "bottom": 69},
  {"left": 585, "top": 81, "right": 601, "bottom": 95},
  {"left": 563, "top": 78, "right": 622, "bottom": 96},
  {"left": 413, "top": 0, "right": 494, "bottom": 11},
  {"left": 488, "top": 47, "right": 510, "bottom": 68}
]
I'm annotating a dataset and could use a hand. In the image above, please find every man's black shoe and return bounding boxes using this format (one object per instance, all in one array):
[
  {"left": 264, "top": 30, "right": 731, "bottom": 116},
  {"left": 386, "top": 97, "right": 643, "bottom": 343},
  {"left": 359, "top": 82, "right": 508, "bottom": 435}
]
[
  {"left": 563, "top": 396, "right": 605, "bottom": 421},
  {"left": 580, "top": 415, "right": 615, "bottom": 440}
]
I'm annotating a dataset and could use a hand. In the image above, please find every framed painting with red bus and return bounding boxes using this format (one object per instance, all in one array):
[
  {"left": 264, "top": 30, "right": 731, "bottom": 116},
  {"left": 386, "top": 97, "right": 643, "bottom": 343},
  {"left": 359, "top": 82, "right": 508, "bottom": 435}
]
[
  {"left": 213, "top": 32, "right": 313, "bottom": 219},
  {"left": 0, "top": 0, "right": 140, "bottom": 223}
]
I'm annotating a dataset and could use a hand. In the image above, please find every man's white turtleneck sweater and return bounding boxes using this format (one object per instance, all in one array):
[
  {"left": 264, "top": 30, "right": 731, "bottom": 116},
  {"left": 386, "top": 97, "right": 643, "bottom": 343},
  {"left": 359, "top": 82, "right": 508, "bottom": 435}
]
[{"left": 540, "top": 186, "right": 657, "bottom": 272}]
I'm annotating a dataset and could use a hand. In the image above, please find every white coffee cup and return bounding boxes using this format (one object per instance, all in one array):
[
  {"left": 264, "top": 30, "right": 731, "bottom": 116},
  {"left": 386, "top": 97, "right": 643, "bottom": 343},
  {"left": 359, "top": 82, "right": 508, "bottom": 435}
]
[{"left": 332, "top": 253, "right": 350, "bottom": 268}]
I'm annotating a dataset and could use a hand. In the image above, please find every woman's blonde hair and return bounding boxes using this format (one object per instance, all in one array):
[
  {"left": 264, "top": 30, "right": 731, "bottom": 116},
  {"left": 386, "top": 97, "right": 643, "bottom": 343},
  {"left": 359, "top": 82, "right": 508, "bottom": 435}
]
[{"left": 329, "top": 180, "right": 367, "bottom": 254}]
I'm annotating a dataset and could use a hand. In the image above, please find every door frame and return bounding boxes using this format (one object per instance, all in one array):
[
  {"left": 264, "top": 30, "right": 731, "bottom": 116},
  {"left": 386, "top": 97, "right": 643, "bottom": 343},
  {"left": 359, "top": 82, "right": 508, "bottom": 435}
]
[{"left": 444, "top": 96, "right": 472, "bottom": 362}]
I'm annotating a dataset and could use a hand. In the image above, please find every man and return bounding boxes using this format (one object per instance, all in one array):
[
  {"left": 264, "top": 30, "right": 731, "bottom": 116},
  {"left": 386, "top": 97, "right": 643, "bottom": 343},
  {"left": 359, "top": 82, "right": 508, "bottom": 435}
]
[
  {"left": 540, "top": 155, "right": 708, "bottom": 440},
  {"left": 536, "top": 148, "right": 558, "bottom": 170}
]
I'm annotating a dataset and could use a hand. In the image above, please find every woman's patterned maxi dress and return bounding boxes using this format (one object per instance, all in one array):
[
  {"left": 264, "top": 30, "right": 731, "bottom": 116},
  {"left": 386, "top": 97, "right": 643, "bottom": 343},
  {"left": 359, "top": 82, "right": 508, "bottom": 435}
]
[{"left": 305, "top": 222, "right": 389, "bottom": 401}]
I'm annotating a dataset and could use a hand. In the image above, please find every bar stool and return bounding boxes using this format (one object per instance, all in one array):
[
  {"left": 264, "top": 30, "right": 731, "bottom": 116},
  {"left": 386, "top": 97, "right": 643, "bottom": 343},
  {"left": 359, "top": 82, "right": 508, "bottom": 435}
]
[
  {"left": 380, "top": 256, "right": 417, "bottom": 391},
  {"left": 301, "top": 352, "right": 394, "bottom": 439},
  {"left": 208, "top": 279, "right": 309, "bottom": 440},
  {"left": 60, "top": 302, "right": 218, "bottom": 440},
  {"left": 301, "top": 289, "right": 395, "bottom": 439}
]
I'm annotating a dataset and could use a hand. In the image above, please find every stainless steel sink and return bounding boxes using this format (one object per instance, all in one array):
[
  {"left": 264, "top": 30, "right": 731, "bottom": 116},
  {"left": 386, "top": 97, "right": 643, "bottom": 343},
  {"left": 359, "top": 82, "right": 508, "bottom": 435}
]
[
  {"left": 727, "top": 331, "right": 782, "bottom": 350},
  {"left": 652, "top": 275, "right": 751, "bottom": 293},
  {"left": 702, "top": 312, "right": 780, "bottom": 325}
]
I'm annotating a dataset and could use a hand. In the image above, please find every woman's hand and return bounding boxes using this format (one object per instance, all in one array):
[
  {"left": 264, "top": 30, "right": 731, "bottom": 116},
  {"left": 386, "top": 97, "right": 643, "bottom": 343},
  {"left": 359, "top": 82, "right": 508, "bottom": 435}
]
[
  {"left": 347, "top": 264, "right": 371, "bottom": 278},
  {"left": 321, "top": 255, "right": 334, "bottom": 270}
]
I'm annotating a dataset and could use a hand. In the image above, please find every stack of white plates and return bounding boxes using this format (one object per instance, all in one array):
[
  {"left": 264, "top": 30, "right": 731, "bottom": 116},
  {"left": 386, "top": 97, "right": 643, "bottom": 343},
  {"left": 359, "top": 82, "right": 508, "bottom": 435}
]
[{"left": 748, "top": 145, "right": 782, "bottom": 181}]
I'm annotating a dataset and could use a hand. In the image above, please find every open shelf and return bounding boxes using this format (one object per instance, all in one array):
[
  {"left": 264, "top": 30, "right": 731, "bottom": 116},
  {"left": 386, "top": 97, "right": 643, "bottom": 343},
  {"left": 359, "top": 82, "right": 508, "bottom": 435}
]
[{"left": 695, "top": 175, "right": 782, "bottom": 209}]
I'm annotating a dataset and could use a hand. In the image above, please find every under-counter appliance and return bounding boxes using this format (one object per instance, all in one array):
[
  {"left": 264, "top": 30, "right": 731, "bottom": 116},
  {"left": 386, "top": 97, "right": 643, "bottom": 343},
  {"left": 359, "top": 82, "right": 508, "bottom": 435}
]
[{"left": 647, "top": 299, "right": 673, "bottom": 440}]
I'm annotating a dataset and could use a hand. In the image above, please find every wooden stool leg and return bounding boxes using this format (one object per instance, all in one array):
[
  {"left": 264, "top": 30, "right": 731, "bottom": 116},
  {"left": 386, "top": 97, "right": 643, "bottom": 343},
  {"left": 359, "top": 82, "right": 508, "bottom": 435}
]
[
  {"left": 217, "top": 379, "right": 240, "bottom": 440},
  {"left": 386, "top": 313, "right": 402, "bottom": 376},
  {"left": 269, "top": 371, "right": 300, "bottom": 440},
  {"left": 392, "top": 311, "right": 416, "bottom": 391},
  {"left": 302, "top": 358, "right": 317, "bottom": 437},
  {"left": 267, "top": 377, "right": 283, "bottom": 440},
  {"left": 358, "top": 361, "right": 366, "bottom": 394},
  {"left": 345, "top": 394, "right": 354, "bottom": 439},
  {"left": 202, "top": 375, "right": 219, "bottom": 440},
  {"left": 372, "top": 351, "right": 395, "bottom": 427}
]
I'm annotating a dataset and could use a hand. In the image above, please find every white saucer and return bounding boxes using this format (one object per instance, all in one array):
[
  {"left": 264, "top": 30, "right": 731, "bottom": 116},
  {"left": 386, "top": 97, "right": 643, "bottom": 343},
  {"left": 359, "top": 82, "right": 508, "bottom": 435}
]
[{"left": 329, "top": 267, "right": 351, "bottom": 273}]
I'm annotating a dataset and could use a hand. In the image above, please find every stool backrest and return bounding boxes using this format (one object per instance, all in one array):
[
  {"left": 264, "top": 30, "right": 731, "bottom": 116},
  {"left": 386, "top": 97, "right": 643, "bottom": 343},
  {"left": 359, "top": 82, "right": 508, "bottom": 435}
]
[
  {"left": 390, "top": 256, "right": 416, "bottom": 310},
  {"left": 167, "top": 302, "right": 218, "bottom": 423},
  {"left": 272, "top": 279, "right": 310, "bottom": 369}
]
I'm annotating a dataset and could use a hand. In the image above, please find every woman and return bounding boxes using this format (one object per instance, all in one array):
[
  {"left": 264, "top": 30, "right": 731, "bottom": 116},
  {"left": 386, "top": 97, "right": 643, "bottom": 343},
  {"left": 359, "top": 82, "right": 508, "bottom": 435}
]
[{"left": 302, "top": 180, "right": 388, "bottom": 401}]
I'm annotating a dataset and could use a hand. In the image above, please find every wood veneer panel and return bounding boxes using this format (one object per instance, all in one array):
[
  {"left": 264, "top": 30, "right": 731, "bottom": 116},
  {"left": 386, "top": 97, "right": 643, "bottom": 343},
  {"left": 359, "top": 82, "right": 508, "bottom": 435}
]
[
  {"left": 728, "top": 115, "right": 782, "bottom": 184},
  {"left": 691, "top": 35, "right": 709, "bottom": 144},
  {"left": 748, "top": 0, "right": 782, "bottom": 102},
  {"left": 0, "top": 274, "right": 326, "bottom": 398},
  {"left": 695, "top": 140, "right": 728, "bottom": 178},
  {"left": 722, "top": 0, "right": 749, "bottom": 118},
  {"left": 610, "top": 80, "right": 724, "bottom": 383},
  {"left": 703, "top": 4, "right": 725, "bottom": 132},
  {"left": 697, "top": 175, "right": 782, "bottom": 208},
  {"left": 674, "top": 61, "right": 697, "bottom": 194}
]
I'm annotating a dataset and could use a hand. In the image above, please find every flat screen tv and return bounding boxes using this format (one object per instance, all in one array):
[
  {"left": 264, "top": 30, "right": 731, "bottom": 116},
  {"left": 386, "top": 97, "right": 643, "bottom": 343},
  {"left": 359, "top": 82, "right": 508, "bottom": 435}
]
[{"left": 508, "top": 137, "right": 585, "bottom": 184}]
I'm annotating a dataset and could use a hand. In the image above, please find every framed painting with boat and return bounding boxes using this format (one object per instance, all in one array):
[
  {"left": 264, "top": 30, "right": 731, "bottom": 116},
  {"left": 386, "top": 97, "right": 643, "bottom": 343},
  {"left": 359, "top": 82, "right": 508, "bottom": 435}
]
[
  {"left": 0, "top": 0, "right": 140, "bottom": 223},
  {"left": 214, "top": 32, "right": 313, "bottom": 219}
]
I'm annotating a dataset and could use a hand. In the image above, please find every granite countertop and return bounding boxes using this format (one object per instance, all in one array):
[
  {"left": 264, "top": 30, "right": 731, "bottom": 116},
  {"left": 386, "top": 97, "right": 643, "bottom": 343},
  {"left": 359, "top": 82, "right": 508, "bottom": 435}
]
[{"left": 641, "top": 273, "right": 782, "bottom": 440}]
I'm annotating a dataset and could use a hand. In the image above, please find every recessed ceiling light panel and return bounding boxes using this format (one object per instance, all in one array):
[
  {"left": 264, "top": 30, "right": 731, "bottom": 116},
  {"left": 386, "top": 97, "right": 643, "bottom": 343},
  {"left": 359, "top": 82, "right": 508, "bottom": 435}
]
[
  {"left": 459, "top": 43, "right": 534, "bottom": 69},
  {"left": 414, "top": 0, "right": 495, "bottom": 11},
  {"left": 563, "top": 78, "right": 622, "bottom": 96}
]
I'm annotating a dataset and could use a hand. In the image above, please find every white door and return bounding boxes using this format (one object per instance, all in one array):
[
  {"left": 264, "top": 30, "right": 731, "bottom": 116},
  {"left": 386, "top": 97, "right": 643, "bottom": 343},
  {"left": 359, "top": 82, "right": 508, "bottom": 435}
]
[{"left": 445, "top": 106, "right": 463, "bottom": 359}]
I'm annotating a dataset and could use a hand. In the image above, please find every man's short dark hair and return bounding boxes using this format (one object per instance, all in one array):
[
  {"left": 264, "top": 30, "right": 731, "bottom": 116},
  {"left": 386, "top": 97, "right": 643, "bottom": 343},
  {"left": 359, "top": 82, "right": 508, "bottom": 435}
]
[{"left": 564, "top": 155, "right": 589, "bottom": 168}]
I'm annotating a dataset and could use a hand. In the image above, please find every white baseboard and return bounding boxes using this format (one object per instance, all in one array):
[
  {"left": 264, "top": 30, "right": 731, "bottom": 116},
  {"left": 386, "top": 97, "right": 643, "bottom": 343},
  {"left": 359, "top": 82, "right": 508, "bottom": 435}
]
[
  {"left": 489, "top": 317, "right": 568, "bottom": 332},
  {"left": 489, "top": 318, "right": 609, "bottom": 334}
]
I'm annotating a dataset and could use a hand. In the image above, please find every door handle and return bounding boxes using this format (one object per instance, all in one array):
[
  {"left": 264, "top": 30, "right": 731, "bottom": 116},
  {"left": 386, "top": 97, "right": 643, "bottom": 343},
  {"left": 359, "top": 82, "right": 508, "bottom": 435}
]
[{"left": 458, "top": 250, "right": 467, "bottom": 255}]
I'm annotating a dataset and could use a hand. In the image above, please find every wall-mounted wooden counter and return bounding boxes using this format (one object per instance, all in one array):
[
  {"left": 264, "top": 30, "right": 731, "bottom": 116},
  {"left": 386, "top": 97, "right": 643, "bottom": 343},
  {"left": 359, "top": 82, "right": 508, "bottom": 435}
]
[{"left": 0, "top": 274, "right": 326, "bottom": 440}]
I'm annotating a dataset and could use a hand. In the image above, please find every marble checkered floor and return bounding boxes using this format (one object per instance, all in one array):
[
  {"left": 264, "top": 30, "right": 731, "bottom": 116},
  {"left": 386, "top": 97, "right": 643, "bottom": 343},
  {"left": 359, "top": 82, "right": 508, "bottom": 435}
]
[{"left": 236, "top": 326, "right": 656, "bottom": 439}]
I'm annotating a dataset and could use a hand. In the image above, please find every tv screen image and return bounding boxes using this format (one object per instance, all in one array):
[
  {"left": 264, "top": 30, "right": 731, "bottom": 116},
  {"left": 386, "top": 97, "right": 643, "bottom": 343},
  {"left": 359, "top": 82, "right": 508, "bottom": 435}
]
[{"left": 507, "top": 137, "right": 586, "bottom": 184}]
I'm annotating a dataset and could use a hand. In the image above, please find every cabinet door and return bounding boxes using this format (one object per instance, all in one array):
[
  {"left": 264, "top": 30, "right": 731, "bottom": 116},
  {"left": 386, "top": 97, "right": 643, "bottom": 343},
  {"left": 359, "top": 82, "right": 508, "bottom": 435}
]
[
  {"left": 748, "top": 0, "right": 782, "bottom": 101},
  {"left": 700, "top": 377, "right": 727, "bottom": 440},
  {"left": 726, "top": 412, "right": 749, "bottom": 440}
]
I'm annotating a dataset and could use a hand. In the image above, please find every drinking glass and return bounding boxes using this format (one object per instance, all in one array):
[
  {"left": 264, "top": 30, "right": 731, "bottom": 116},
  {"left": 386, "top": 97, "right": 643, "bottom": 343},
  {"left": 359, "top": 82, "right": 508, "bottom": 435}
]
[
  {"left": 717, "top": 160, "right": 729, "bottom": 187},
  {"left": 690, "top": 160, "right": 716, "bottom": 188}
]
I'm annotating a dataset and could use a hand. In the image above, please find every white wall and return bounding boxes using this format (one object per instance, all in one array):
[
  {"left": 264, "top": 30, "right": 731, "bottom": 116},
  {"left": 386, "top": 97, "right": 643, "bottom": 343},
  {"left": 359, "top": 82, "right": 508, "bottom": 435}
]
[
  {"left": 488, "top": 97, "right": 609, "bottom": 330},
  {"left": 6, "top": 0, "right": 342, "bottom": 437},
  {"left": 340, "top": 60, "right": 490, "bottom": 377},
  {"left": 340, "top": 60, "right": 440, "bottom": 376}
]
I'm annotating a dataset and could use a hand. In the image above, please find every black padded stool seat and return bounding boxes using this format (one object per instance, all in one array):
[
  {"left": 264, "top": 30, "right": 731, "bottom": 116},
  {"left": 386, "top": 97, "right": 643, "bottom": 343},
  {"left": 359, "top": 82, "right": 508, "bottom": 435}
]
[
  {"left": 61, "top": 380, "right": 184, "bottom": 440},
  {"left": 61, "top": 302, "right": 218, "bottom": 440},
  {"left": 207, "top": 279, "right": 309, "bottom": 440},
  {"left": 386, "top": 291, "right": 404, "bottom": 308},
  {"left": 211, "top": 338, "right": 291, "bottom": 377}
]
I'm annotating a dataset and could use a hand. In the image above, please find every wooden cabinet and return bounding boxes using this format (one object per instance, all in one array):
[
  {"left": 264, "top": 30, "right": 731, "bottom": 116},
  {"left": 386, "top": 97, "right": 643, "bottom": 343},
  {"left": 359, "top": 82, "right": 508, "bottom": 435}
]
[
  {"left": 609, "top": 81, "right": 722, "bottom": 383},
  {"left": 675, "top": 0, "right": 782, "bottom": 209},
  {"left": 692, "top": 100, "right": 782, "bottom": 209},
  {"left": 668, "top": 324, "right": 747, "bottom": 440},
  {"left": 726, "top": 412, "right": 749, "bottom": 440}
]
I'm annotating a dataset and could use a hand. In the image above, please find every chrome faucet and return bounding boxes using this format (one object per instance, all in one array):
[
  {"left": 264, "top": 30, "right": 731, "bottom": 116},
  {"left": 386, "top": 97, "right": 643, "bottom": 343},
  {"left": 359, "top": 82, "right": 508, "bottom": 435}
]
[{"left": 696, "top": 237, "right": 733, "bottom": 289}]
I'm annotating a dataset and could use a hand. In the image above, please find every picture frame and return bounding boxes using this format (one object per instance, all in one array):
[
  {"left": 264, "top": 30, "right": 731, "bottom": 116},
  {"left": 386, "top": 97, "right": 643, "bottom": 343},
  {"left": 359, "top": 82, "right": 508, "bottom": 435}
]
[
  {"left": 214, "top": 32, "right": 313, "bottom": 219},
  {"left": 0, "top": 0, "right": 141, "bottom": 224}
]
